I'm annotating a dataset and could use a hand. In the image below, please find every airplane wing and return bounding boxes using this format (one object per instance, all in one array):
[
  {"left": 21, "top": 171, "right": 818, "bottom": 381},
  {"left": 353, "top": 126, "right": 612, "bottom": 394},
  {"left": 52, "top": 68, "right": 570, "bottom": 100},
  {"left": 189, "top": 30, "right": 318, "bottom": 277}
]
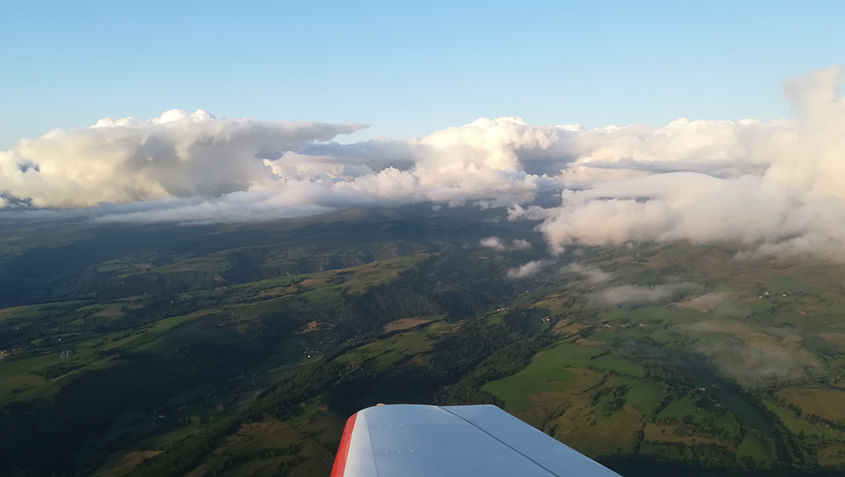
[{"left": 330, "top": 404, "right": 621, "bottom": 477}]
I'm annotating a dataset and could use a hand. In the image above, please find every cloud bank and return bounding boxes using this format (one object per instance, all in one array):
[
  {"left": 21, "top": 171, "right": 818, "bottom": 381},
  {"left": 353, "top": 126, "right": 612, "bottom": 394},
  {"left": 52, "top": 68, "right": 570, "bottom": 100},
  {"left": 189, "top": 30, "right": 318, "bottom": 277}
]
[
  {"left": 0, "top": 110, "right": 553, "bottom": 223},
  {"left": 539, "top": 66, "right": 845, "bottom": 259},
  {"left": 3, "top": 67, "right": 845, "bottom": 259},
  {"left": 0, "top": 109, "right": 364, "bottom": 208}
]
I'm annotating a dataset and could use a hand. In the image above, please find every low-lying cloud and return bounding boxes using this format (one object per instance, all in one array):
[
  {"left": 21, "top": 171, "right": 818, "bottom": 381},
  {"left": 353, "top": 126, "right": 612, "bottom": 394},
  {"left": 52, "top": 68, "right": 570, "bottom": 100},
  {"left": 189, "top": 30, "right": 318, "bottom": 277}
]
[
  {"left": 506, "top": 260, "right": 550, "bottom": 279},
  {"left": 480, "top": 236, "right": 532, "bottom": 251},
  {"left": 589, "top": 282, "right": 695, "bottom": 306},
  {"left": 695, "top": 340, "right": 812, "bottom": 388},
  {"left": 562, "top": 263, "right": 613, "bottom": 284},
  {"left": 3, "top": 67, "right": 845, "bottom": 260}
]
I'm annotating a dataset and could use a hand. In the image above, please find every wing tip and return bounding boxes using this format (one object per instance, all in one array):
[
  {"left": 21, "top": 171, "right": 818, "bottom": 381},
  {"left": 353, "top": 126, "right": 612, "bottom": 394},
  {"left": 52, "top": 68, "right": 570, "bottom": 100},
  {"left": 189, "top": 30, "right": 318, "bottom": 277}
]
[{"left": 329, "top": 412, "right": 358, "bottom": 477}]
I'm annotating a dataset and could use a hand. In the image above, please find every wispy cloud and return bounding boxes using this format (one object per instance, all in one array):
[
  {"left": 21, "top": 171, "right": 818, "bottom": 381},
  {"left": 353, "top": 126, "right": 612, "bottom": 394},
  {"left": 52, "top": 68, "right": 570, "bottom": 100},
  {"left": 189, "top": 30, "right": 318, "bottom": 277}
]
[
  {"left": 589, "top": 282, "right": 695, "bottom": 306},
  {"left": 562, "top": 263, "right": 612, "bottom": 284}
]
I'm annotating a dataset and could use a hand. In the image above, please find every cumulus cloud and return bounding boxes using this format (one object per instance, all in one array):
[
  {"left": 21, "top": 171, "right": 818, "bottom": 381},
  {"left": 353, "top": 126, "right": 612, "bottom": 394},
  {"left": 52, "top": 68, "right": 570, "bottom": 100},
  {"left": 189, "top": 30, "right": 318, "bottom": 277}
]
[
  {"left": 4, "top": 67, "right": 845, "bottom": 261},
  {"left": 0, "top": 109, "right": 364, "bottom": 208},
  {"left": 0, "top": 112, "right": 555, "bottom": 220},
  {"left": 539, "top": 66, "right": 845, "bottom": 259},
  {"left": 506, "top": 260, "right": 551, "bottom": 279},
  {"left": 480, "top": 236, "right": 532, "bottom": 251},
  {"left": 480, "top": 236, "right": 507, "bottom": 251}
]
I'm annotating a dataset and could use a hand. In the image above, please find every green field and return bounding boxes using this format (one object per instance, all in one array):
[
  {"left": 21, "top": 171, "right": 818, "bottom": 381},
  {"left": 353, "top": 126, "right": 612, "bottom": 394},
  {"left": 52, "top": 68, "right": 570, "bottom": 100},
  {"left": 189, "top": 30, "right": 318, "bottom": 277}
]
[{"left": 1, "top": 208, "right": 844, "bottom": 476}]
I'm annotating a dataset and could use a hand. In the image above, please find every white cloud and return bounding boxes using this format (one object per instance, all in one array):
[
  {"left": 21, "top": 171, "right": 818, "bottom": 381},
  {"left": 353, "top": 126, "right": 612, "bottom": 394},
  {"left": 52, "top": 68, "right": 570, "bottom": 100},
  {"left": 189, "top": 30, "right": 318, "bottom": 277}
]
[
  {"left": 506, "top": 260, "right": 550, "bottom": 279},
  {"left": 413, "top": 117, "right": 557, "bottom": 172},
  {"left": 590, "top": 282, "right": 695, "bottom": 306},
  {"left": 537, "top": 66, "right": 845, "bottom": 259},
  {"left": 480, "top": 236, "right": 507, "bottom": 251},
  {"left": 0, "top": 110, "right": 555, "bottom": 219},
  {"left": 480, "top": 236, "right": 532, "bottom": 251},
  {"left": 0, "top": 109, "right": 365, "bottom": 208},
  {"left": 4, "top": 67, "right": 845, "bottom": 262}
]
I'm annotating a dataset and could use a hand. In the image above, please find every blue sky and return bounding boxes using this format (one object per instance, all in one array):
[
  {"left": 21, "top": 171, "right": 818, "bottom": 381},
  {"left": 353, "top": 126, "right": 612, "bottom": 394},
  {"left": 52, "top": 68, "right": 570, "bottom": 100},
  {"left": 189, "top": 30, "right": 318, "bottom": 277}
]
[{"left": 1, "top": 0, "right": 843, "bottom": 148}]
